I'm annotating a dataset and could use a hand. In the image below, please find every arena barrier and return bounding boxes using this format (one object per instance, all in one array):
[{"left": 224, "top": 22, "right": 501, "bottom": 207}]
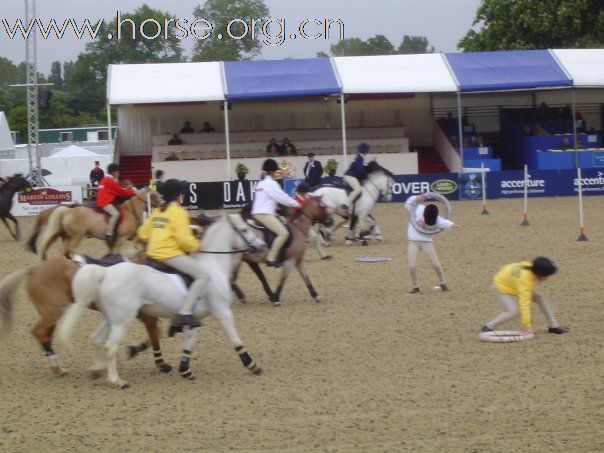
[{"left": 181, "top": 168, "right": 604, "bottom": 210}]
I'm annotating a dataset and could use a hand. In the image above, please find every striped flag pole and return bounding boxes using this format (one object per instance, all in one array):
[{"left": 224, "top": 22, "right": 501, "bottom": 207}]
[{"left": 577, "top": 167, "right": 588, "bottom": 241}]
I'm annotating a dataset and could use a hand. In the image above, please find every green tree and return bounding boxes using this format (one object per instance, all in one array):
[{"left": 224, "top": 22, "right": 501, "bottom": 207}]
[
  {"left": 48, "top": 61, "right": 64, "bottom": 90},
  {"left": 398, "top": 35, "right": 435, "bottom": 54},
  {"left": 7, "top": 106, "right": 27, "bottom": 141},
  {"left": 320, "top": 34, "right": 434, "bottom": 57},
  {"left": 191, "top": 0, "right": 269, "bottom": 61},
  {"left": 459, "top": 0, "right": 604, "bottom": 51},
  {"left": 86, "top": 4, "right": 184, "bottom": 65}
]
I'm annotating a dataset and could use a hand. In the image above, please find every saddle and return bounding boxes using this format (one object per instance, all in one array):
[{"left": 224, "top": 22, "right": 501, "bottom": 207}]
[
  {"left": 240, "top": 203, "right": 292, "bottom": 259},
  {"left": 145, "top": 258, "right": 194, "bottom": 288},
  {"left": 91, "top": 205, "right": 125, "bottom": 225},
  {"left": 74, "top": 253, "right": 125, "bottom": 267}
]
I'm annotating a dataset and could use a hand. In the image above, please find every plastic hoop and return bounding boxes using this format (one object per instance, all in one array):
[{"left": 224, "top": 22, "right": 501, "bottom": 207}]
[
  {"left": 478, "top": 330, "right": 534, "bottom": 343},
  {"left": 409, "top": 192, "right": 452, "bottom": 235},
  {"left": 354, "top": 256, "right": 391, "bottom": 263}
]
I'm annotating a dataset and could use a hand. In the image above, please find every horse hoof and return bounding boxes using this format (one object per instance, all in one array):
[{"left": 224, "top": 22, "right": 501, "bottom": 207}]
[
  {"left": 362, "top": 240, "right": 368, "bottom": 246},
  {"left": 109, "top": 379, "right": 129, "bottom": 389},
  {"left": 183, "top": 374, "right": 196, "bottom": 381},
  {"left": 239, "top": 298, "right": 247, "bottom": 304},
  {"left": 120, "top": 382, "right": 130, "bottom": 389},
  {"left": 89, "top": 369, "right": 107, "bottom": 380},
  {"left": 159, "top": 363, "right": 173, "bottom": 374},
  {"left": 375, "top": 236, "right": 383, "bottom": 241},
  {"left": 252, "top": 365, "right": 263, "bottom": 375},
  {"left": 271, "top": 301, "right": 281, "bottom": 307},
  {"left": 314, "top": 295, "right": 322, "bottom": 302},
  {"left": 52, "top": 367, "right": 71, "bottom": 378}
]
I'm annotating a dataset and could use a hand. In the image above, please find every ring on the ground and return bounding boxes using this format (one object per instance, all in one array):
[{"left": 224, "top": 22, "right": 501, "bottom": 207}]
[
  {"left": 354, "top": 256, "right": 391, "bottom": 262},
  {"left": 409, "top": 192, "right": 452, "bottom": 235},
  {"left": 478, "top": 330, "right": 534, "bottom": 343}
]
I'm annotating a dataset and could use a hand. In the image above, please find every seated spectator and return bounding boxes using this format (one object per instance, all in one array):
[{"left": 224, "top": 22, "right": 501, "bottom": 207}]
[
  {"left": 180, "top": 122, "right": 194, "bottom": 134},
  {"left": 282, "top": 138, "right": 296, "bottom": 155},
  {"left": 534, "top": 123, "right": 549, "bottom": 136},
  {"left": 266, "top": 138, "right": 281, "bottom": 156},
  {"left": 576, "top": 138, "right": 584, "bottom": 149},
  {"left": 154, "top": 169, "right": 166, "bottom": 195},
  {"left": 463, "top": 136, "right": 471, "bottom": 147},
  {"left": 450, "top": 135, "right": 459, "bottom": 147},
  {"left": 200, "top": 121, "right": 215, "bottom": 133},
  {"left": 165, "top": 152, "right": 179, "bottom": 161},
  {"left": 168, "top": 133, "right": 183, "bottom": 145},
  {"left": 538, "top": 102, "right": 551, "bottom": 120},
  {"left": 446, "top": 111, "right": 455, "bottom": 125},
  {"left": 560, "top": 137, "right": 572, "bottom": 151},
  {"left": 476, "top": 136, "right": 485, "bottom": 147}
]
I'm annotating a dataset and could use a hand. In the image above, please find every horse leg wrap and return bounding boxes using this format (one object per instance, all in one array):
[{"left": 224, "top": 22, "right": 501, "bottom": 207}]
[
  {"left": 153, "top": 349, "right": 172, "bottom": 373},
  {"left": 179, "top": 350, "right": 195, "bottom": 380},
  {"left": 236, "top": 346, "right": 262, "bottom": 374},
  {"left": 306, "top": 284, "right": 318, "bottom": 299},
  {"left": 42, "top": 341, "right": 54, "bottom": 356},
  {"left": 128, "top": 341, "right": 149, "bottom": 359}
]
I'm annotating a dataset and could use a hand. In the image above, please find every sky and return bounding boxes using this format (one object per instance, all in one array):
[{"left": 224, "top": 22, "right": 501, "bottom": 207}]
[{"left": 0, "top": 0, "right": 481, "bottom": 74}]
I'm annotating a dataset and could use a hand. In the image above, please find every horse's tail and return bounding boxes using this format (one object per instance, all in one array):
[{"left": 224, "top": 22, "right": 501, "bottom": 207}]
[
  {"left": 38, "top": 206, "right": 69, "bottom": 259},
  {"left": 0, "top": 268, "right": 29, "bottom": 336},
  {"left": 26, "top": 207, "right": 53, "bottom": 253},
  {"left": 57, "top": 264, "right": 106, "bottom": 346}
]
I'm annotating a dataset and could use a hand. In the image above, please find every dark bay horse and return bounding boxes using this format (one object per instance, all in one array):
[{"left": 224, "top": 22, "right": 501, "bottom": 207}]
[{"left": 0, "top": 174, "right": 32, "bottom": 240}]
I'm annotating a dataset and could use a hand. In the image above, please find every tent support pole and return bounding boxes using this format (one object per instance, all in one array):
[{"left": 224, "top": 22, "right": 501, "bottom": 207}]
[
  {"left": 224, "top": 100, "right": 231, "bottom": 180},
  {"left": 571, "top": 89, "right": 578, "bottom": 167},
  {"left": 457, "top": 91, "right": 463, "bottom": 171},
  {"left": 340, "top": 93, "right": 348, "bottom": 171},
  {"left": 107, "top": 104, "right": 112, "bottom": 148}
]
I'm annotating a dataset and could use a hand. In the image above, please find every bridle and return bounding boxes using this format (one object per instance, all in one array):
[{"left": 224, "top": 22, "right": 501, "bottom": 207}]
[
  {"left": 198, "top": 215, "right": 263, "bottom": 255},
  {"left": 365, "top": 172, "right": 393, "bottom": 201}
]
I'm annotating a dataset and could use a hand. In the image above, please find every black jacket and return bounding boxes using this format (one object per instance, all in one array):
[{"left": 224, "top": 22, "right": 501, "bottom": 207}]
[{"left": 304, "top": 160, "right": 323, "bottom": 186}]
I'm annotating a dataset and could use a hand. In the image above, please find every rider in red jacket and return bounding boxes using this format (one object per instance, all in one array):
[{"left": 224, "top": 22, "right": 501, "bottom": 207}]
[{"left": 96, "top": 163, "right": 135, "bottom": 246}]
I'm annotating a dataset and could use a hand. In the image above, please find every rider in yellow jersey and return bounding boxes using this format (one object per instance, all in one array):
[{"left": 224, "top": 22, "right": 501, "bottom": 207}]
[{"left": 137, "top": 179, "right": 205, "bottom": 329}]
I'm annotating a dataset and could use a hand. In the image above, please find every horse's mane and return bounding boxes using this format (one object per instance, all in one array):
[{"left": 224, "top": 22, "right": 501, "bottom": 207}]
[
  {"left": 199, "top": 214, "right": 226, "bottom": 249},
  {"left": 367, "top": 161, "right": 394, "bottom": 178}
]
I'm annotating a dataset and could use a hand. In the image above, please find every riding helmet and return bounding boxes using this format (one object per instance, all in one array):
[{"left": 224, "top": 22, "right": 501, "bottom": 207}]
[
  {"left": 107, "top": 163, "right": 121, "bottom": 174},
  {"left": 358, "top": 143, "right": 370, "bottom": 154},
  {"left": 423, "top": 204, "right": 439, "bottom": 226},
  {"left": 262, "top": 158, "right": 279, "bottom": 173},
  {"left": 531, "top": 257, "right": 557, "bottom": 277},
  {"left": 162, "top": 179, "right": 189, "bottom": 202}
]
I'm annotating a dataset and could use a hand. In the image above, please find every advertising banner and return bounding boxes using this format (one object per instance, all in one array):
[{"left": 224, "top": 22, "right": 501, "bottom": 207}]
[
  {"left": 183, "top": 179, "right": 259, "bottom": 210},
  {"left": 11, "top": 186, "right": 83, "bottom": 216}
]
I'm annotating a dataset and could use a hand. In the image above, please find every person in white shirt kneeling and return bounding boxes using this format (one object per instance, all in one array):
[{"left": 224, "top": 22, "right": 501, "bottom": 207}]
[
  {"left": 405, "top": 194, "right": 461, "bottom": 293},
  {"left": 252, "top": 159, "right": 301, "bottom": 268}
]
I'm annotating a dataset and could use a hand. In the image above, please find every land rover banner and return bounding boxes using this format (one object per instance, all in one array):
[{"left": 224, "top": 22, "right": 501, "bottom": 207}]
[{"left": 11, "top": 186, "right": 83, "bottom": 216}]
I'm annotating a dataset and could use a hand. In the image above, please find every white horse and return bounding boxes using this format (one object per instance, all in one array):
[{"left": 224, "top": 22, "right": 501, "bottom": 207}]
[
  {"left": 312, "top": 162, "right": 394, "bottom": 244},
  {"left": 57, "top": 213, "right": 267, "bottom": 389}
]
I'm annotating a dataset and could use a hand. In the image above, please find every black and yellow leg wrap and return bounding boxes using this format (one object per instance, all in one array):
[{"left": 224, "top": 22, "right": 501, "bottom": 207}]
[
  {"left": 235, "top": 346, "right": 259, "bottom": 372},
  {"left": 179, "top": 350, "right": 194, "bottom": 379}
]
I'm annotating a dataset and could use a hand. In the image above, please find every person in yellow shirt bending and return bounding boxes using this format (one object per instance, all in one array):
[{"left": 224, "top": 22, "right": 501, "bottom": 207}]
[
  {"left": 137, "top": 179, "right": 205, "bottom": 329},
  {"left": 481, "top": 257, "right": 568, "bottom": 337}
]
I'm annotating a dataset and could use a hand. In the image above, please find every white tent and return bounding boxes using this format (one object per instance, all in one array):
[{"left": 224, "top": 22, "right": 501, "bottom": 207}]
[
  {"left": 0, "top": 112, "right": 15, "bottom": 158},
  {"left": 49, "top": 144, "right": 100, "bottom": 158},
  {"left": 333, "top": 54, "right": 458, "bottom": 94},
  {"left": 552, "top": 49, "right": 604, "bottom": 87},
  {"left": 107, "top": 62, "right": 226, "bottom": 105}
]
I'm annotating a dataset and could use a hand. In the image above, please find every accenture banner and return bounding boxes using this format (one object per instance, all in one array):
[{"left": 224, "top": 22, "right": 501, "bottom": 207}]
[{"left": 11, "top": 186, "right": 83, "bottom": 216}]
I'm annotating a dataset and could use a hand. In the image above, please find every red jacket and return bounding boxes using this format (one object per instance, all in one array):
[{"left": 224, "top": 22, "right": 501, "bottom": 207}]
[{"left": 96, "top": 176, "right": 135, "bottom": 208}]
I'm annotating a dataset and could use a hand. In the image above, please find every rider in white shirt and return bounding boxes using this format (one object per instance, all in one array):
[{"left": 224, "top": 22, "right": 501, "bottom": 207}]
[
  {"left": 404, "top": 194, "right": 460, "bottom": 293},
  {"left": 252, "top": 158, "right": 301, "bottom": 267}
]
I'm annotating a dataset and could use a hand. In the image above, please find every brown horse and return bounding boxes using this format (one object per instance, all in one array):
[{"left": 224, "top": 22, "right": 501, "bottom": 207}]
[
  {"left": 0, "top": 257, "right": 172, "bottom": 377},
  {"left": 233, "top": 196, "right": 330, "bottom": 306},
  {"left": 37, "top": 188, "right": 159, "bottom": 259},
  {"left": 0, "top": 174, "right": 32, "bottom": 241}
]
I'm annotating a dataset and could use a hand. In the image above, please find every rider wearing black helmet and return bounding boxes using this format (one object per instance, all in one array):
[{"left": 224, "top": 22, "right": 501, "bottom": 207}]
[
  {"left": 251, "top": 158, "right": 300, "bottom": 267},
  {"left": 137, "top": 179, "right": 206, "bottom": 329}
]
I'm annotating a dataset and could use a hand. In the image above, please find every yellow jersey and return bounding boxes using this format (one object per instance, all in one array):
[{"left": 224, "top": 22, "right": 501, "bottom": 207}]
[
  {"left": 137, "top": 202, "right": 199, "bottom": 260},
  {"left": 493, "top": 261, "right": 537, "bottom": 329}
]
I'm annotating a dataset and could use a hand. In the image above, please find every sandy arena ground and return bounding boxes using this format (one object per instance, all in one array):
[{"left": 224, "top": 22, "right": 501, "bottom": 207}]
[{"left": 0, "top": 196, "right": 603, "bottom": 452}]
